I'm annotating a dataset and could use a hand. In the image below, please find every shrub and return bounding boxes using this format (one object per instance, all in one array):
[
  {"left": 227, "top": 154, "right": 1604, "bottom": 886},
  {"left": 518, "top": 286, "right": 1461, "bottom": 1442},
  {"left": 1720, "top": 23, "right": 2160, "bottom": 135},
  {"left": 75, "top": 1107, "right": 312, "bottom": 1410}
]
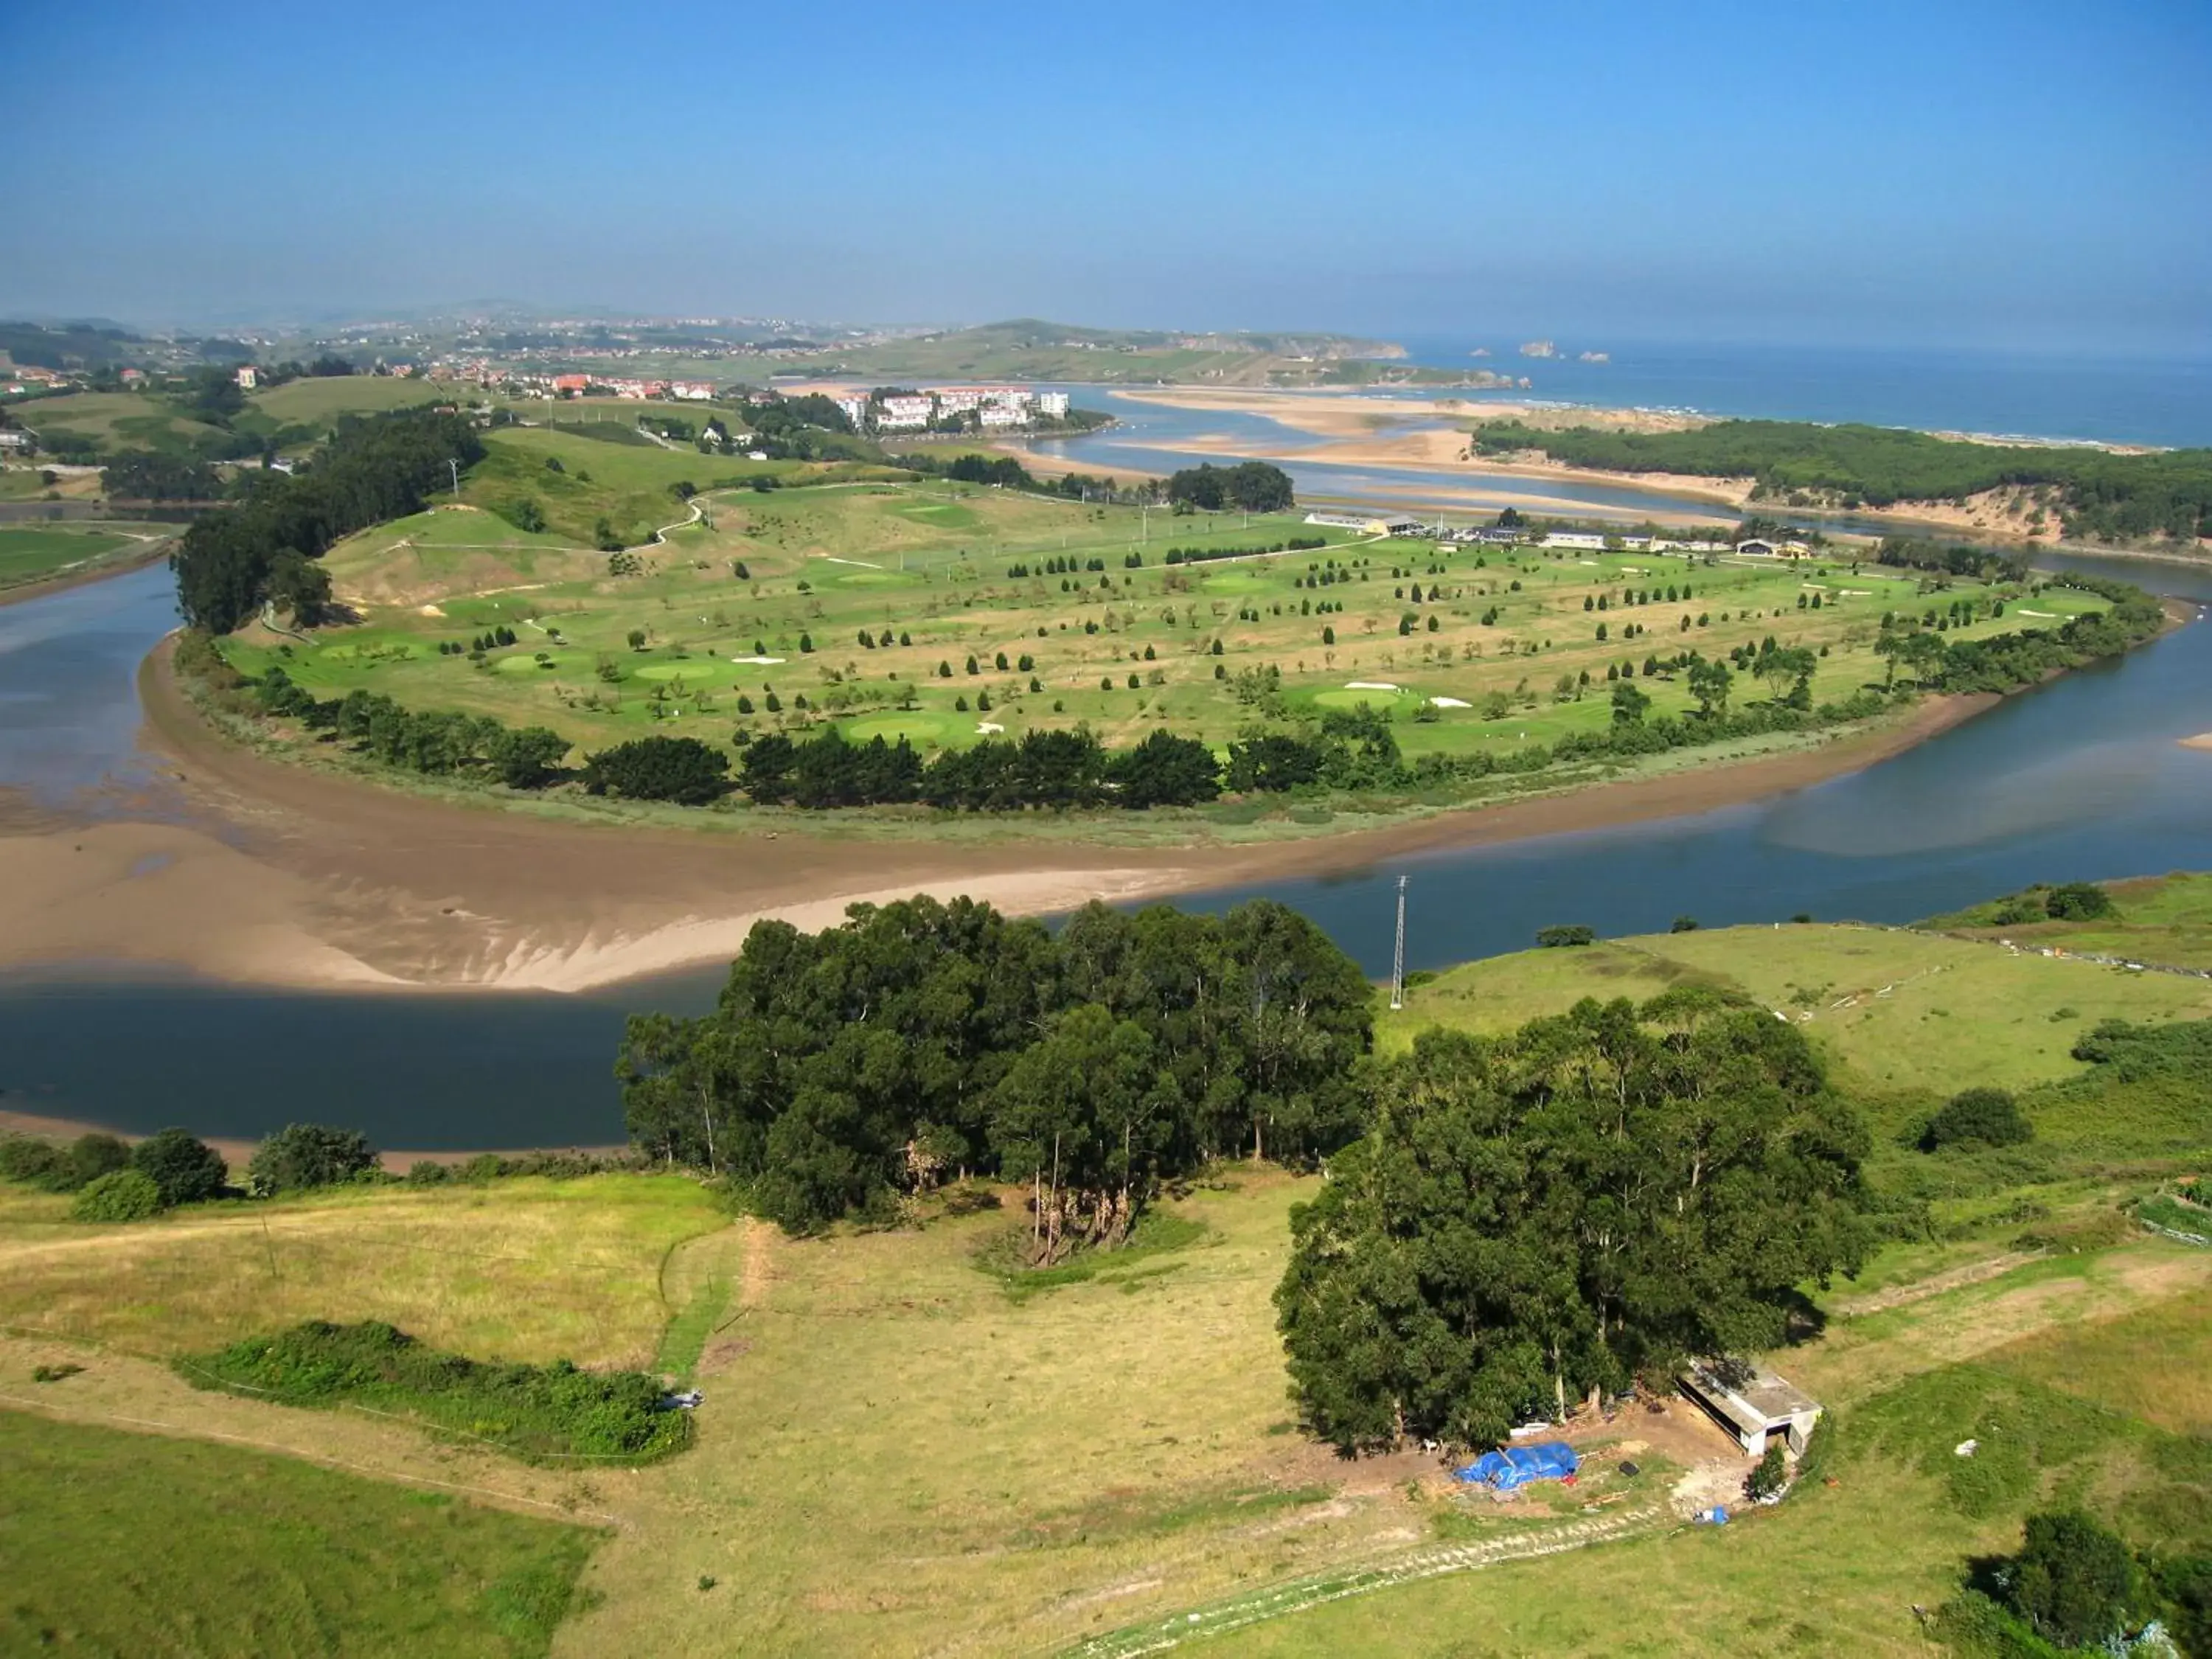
[
  {"left": 1745, "top": 1441, "right": 1787, "bottom": 1500},
  {"left": 66, "top": 1133, "right": 133, "bottom": 1189},
  {"left": 1535, "top": 925, "right": 1596, "bottom": 948},
  {"left": 131, "top": 1127, "right": 227, "bottom": 1206},
  {"left": 0, "top": 1134, "right": 69, "bottom": 1191},
  {"left": 1921, "top": 1087, "right": 2033, "bottom": 1152},
  {"left": 248, "top": 1123, "right": 379, "bottom": 1196},
  {"left": 2042, "top": 881, "right": 2115, "bottom": 921},
  {"left": 71, "top": 1168, "right": 164, "bottom": 1222},
  {"left": 2008, "top": 1509, "right": 2143, "bottom": 1649},
  {"left": 185, "top": 1321, "right": 689, "bottom": 1463}
]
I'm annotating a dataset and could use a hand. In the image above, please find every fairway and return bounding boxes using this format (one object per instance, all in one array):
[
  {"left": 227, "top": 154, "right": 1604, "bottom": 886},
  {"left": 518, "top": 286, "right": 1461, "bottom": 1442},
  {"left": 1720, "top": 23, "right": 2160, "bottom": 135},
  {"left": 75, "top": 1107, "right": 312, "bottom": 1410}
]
[
  {"left": 212, "top": 420, "right": 2093, "bottom": 813},
  {"left": 0, "top": 1411, "right": 597, "bottom": 1658}
]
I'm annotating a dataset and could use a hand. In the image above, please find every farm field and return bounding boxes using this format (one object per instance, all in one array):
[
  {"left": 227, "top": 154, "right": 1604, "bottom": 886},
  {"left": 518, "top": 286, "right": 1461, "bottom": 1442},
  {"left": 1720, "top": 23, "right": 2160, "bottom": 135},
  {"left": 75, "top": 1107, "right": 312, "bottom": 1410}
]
[
  {"left": 0, "top": 519, "right": 175, "bottom": 591},
  {"left": 0, "top": 1411, "right": 596, "bottom": 1658},
  {"left": 214, "top": 423, "right": 2090, "bottom": 790}
]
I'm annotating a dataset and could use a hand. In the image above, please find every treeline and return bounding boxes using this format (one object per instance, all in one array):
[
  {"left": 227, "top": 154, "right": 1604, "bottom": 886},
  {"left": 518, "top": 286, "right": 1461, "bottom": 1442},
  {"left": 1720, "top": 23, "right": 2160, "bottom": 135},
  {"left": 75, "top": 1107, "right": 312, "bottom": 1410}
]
[
  {"left": 1872, "top": 535, "right": 2028, "bottom": 581},
  {"left": 173, "top": 408, "right": 486, "bottom": 632},
  {"left": 894, "top": 448, "right": 1124, "bottom": 502},
  {"left": 254, "top": 672, "right": 571, "bottom": 788},
  {"left": 737, "top": 724, "right": 1221, "bottom": 809},
  {"left": 617, "top": 896, "right": 1373, "bottom": 1248},
  {"left": 1164, "top": 536, "right": 1326, "bottom": 564},
  {"left": 1470, "top": 417, "right": 2212, "bottom": 542},
  {"left": 103, "top": 451, "right": 225, "bottom": 501},
  {"left": 1166, "top": 461, "right": 1295, "bottom": 512},
  {"left": 1277, "top": 994, "right": 1871, "bottom": 1450}
]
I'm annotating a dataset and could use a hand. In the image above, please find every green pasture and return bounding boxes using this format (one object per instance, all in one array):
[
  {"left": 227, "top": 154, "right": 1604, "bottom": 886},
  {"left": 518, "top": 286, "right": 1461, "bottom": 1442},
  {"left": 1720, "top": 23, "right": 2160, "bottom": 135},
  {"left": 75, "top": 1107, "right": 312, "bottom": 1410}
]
[
  {"left": 0, "top": 1411, "right": 597, "bottom": 1658},
  {"left": 1383, "top": 920, "right": 2212, "bottom": 1102},
  {"left": 13, "top": 390, "right": 223, "bottom": 456},
  {"left": 0, "top": 521, "right": 170, "bottom": 588},
  {"left": 1921, "top": 870, "right": 2212, "bottom": 970},
  {"left": 220, "top": 428, "right": 2087, "bottom": 786}
]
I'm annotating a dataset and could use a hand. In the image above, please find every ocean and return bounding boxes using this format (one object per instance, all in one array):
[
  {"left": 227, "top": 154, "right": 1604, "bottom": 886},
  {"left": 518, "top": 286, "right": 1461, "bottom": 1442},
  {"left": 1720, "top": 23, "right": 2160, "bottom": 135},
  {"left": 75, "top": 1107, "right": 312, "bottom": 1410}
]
[{"left": 1390, "top": 337, "right": 2212, "bottom": 450}]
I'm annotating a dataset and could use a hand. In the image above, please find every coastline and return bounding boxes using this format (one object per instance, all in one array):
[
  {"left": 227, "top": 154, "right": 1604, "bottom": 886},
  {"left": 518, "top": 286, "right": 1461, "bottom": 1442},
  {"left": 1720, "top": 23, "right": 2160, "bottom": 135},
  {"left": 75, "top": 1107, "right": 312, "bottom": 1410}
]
[{"left": 0, "top": 627, "right": 2004, "bottom": 996}]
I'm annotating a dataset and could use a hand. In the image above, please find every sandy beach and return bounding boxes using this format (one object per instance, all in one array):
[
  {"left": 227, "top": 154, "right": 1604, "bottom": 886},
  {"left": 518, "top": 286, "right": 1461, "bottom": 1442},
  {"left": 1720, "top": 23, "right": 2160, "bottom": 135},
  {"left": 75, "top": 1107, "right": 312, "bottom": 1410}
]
[{"left": 0, "top": 633, "right": 2000, "bottom": 996}]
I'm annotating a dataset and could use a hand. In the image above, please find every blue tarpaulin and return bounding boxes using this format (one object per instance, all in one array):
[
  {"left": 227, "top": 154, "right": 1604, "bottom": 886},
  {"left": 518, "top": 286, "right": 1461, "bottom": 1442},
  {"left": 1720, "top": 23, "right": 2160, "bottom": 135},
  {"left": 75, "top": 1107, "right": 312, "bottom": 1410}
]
[{"left": 1453, "top": 1441, "right": 1579, "bottom": 1490}]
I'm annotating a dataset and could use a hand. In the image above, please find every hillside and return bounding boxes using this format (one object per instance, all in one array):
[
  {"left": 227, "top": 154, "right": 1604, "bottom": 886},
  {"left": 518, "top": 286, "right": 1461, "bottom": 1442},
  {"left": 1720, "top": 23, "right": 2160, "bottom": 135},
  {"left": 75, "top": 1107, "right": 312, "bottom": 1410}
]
[
  {"left": 752, "top": 319, "right": 1512, "bottom": 389},
  {"left": 3, "top": 897, "right": 2207, "bottom": 1655}
]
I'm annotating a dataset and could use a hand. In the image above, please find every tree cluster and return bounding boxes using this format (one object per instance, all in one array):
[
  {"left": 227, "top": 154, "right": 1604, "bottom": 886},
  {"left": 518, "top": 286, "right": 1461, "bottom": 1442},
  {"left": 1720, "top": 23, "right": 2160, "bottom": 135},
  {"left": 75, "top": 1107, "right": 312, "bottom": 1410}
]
[
  {"left": 1471, "top": 418, "right": 2212, "bottom": 542},
  {"left": 174, "top": 408, "right": 485, "bottom": 632},
  {"left": 737, "top": 723, "right": 1221, "bottom": 810},
  {"left": 1166, "top": 461, "right": 1296, "bottom": 512},
  {"left": 617, "top": 896, "right": 1372, "bottom": 1248},
  {"left": 1276, "top": 995, "right": 1872, "bottom": 1453},
  {"left": 102, "top": 451, "right": 223, "bottom": 501},
  {"left": 1163, "top": 536, "right": 1326, "bottom": 565},
  {"left": 257, "top": 675, "right": 571, "bottom": 789}
]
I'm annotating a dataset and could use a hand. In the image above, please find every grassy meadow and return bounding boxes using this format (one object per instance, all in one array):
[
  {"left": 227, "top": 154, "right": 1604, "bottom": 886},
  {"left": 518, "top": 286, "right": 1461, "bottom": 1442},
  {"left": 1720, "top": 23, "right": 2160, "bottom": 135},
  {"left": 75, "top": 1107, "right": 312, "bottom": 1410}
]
[
  {"left": 1385, "top": 912, "right": 2212, "bottom": 1099},
  {"left": 212, "top": 420, "right": 2089, "bottom": 790},
  {"left": 1921, "top": 870, "right": 2212, "bottom": 970},
  {"left": 0, "top": 1174, "right": 726, "bottom": 1368},
  {"left": 0, "top": 521, "right": 173, "bottom": 590},
  {"left": 0, "top": 1411, "right": 596, "bottom": 1658}
]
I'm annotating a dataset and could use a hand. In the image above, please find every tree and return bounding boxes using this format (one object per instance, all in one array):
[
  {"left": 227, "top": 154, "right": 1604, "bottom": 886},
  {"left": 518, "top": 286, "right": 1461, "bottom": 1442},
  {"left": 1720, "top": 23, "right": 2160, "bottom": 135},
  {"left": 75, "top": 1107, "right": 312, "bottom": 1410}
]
[
  {"left": 2008, "top": 1509, "right": 2143, "bottom": 1649},
  {"left": 1609, "top": 681, "right": 1650, "bottom": 725},
  {"left": 1920, "top": 1087, "right": 2031, "bottom": 1151},
  {"left": 2043, "top": 881, "right": 2115, "bottom": 921},
  {"left": 1278, "top": 1000, "right": 1870, "bottom": 1452},
  {"left": 1687, "top": 658, "right": 1732, "bottom": 719},
  {"left": 627, "top": 628, "right": 648, "bottom": 651},
  {"left": 1107, "top": 728, "right": 1221, "bottom": 807},
  {"left": 131, "top": 1127, "right": 227, "bottom": 1206},
  {"left": 67, "top": 1133, "right": 132, "bottom": 1189},
  {"left": 490, "top": 726, "right": 569, "bottom": 789},
  {"left": 582, "top": 737, "right": 730, "bottom": 804},
  {"left": 1535, "top": 925, "right": 1596, "bottom": 947},
  {"left": 248, "top": 1123, "right": 378, "bottom": 1195},
  {"left": 990, "top": 1004, "right": 1165, "bottom": 1261}
]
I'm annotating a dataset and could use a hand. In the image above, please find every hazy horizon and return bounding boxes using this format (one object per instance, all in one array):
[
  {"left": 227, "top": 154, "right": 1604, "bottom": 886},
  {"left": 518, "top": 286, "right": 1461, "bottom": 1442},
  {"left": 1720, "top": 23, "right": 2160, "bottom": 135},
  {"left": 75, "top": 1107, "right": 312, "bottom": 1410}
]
[{"left": 4, "top": 2, "right": 2208, "bottom": 357}]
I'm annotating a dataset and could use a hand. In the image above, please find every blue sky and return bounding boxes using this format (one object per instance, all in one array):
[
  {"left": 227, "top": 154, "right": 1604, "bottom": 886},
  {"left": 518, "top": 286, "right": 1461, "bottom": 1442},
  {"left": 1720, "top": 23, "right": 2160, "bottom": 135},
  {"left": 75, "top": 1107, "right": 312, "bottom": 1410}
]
[{"left": 4, "top": 1, "right": 2208, "bottom": 353}]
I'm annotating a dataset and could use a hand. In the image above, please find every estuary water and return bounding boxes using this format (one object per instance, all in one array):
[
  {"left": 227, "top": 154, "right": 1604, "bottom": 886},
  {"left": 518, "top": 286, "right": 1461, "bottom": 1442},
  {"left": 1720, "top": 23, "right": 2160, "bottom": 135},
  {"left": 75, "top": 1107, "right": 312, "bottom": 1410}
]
[{"left": 0, "top": 551, "right": 2204, "bottom": 1149}]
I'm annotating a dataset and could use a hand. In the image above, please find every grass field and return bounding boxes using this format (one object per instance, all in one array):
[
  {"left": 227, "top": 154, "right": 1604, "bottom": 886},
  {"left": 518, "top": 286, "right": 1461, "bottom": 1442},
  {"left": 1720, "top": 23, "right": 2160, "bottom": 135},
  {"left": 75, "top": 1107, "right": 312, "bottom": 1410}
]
[
  {"left": 0, "top": 520, "right": 174, "bottom": 589},
  {"left": 0, "top": 1411, "right": 597, "bottom": 1658},
  {"left": 1919, "top": 870, "right": 2212, "bottom": 970},
  {"left": 212, "top": 423, "right": 2086, "bottom": 788},
  {"left": 1383, "top": 916, "right": 2212, "bottom": 1101},
  {"left": 0, "top": 1175, "right": 726, "bottom": 1368}
]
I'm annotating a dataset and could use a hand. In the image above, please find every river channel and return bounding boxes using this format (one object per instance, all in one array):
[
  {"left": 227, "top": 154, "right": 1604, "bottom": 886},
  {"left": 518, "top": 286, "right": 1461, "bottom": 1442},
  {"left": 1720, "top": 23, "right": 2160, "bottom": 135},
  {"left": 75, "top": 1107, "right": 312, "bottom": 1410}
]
[{"left": 0, "top": 553, "right": 2204, "bottom": 1149}]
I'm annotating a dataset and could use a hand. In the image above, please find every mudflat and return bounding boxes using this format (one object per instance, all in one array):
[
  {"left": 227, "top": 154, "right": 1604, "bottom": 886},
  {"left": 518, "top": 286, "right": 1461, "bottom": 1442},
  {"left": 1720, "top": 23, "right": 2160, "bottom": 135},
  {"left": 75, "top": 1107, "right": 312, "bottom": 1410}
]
[{"left": 0, "top": 633, "right": 1995, "bottom": 994}]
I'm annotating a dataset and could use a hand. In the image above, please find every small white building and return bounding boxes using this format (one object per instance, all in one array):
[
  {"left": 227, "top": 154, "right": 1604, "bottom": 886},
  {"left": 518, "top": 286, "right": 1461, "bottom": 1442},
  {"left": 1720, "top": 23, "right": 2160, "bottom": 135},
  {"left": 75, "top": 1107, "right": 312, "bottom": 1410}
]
[
  {"left": 1679, "top": 1363, "right": 1823, "bottom": 1457},
  {"left": 1540, "top": 532, "right": 1607, "bottom": 550},
  {"left": 234, "top": 365, "right": 258, "bottom": 389}
]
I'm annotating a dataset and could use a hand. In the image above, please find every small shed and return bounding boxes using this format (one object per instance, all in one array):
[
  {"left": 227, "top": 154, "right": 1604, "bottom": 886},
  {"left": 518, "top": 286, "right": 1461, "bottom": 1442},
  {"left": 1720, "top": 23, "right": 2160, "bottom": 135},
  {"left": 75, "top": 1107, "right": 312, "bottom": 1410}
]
[{"left": 1679, "top": 1363, "right": 1822, "bottom": 1456}]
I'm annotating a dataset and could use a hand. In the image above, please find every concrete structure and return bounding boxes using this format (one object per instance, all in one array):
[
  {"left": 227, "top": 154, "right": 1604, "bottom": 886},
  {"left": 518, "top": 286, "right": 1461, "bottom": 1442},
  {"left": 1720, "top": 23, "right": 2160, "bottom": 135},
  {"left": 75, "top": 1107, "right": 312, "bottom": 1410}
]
[
  {"left": 1679, "top": 1363, "right": 1823, "bottom": 1457},
  {"left": 1541, "top": 532, "right": 1607, "bottom": 551},
  {"left": 1034, "top": 390, "right": 1071, "bottom": 419},
  {"left": 234, "top": 365, "right": 258, "bottom": 389},
  {"left": 832, "top": 395, "right": 870, "bottom": 431},
  {"left": 1305, "top": 509, "right": 1420, "bottom": 535}
]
